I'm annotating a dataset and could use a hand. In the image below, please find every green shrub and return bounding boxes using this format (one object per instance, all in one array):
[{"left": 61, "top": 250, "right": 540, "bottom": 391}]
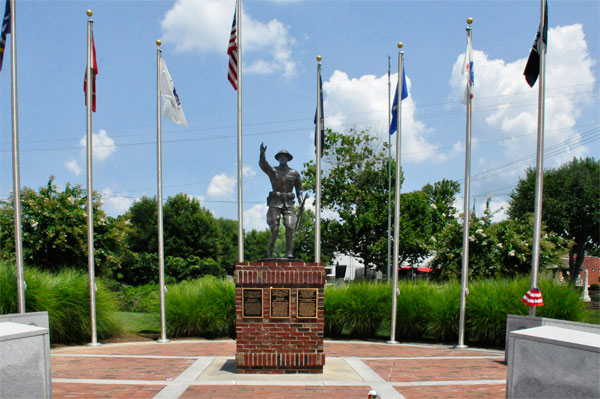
[
  {"left": 324, "top": 284, "right": 347, "bottom": 337},
  {"left": 116, "top": 283, "right": 160, "bottom": 313},
  {"left": 0, "top": 263, "right": 122, "bottom": 344},
  {"left": 424, "top": 281, "right": 461, "bottom": 342},
  {"left": 338, "top": 281, "right": 389, "bottom": 339},
  {"left": 166, "top": 276, "right": 235, "bottom": 338}
]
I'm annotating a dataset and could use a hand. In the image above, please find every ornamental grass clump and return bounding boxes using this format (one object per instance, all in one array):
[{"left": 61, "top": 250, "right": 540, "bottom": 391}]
[
  {"left": 337, "top": 280, "right": 390, "bottom": 339},
  {"left": 0, "top": 263, "right": 121, "bottom": 344},
  {"left": 394, "top": 280, "right": 433, "bottom": 340},
  {"left": 323, "top": 284, "right": 347, "bottom": 337},
  {"left": 166, "top": 276, "right": 235, "bottom": 338},
  {"left": 424, "top": 281, "right": 461, "bottom": 342}
]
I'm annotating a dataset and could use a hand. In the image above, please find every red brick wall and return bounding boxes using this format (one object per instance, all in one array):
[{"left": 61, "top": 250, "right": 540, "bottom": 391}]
[{"left": 234, "top": 261, "right": 325, "bottom": 373}]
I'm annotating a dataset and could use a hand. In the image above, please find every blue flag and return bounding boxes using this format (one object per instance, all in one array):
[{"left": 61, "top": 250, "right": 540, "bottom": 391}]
[
  {"left": 0, "top": 0, "right": 10, "bottom": 72},
  {"left": 314, "top": 73, "right": 324, "bottom": 157},
  {"left": 389, "top": 67, "right": 408, "bottom": 135}
]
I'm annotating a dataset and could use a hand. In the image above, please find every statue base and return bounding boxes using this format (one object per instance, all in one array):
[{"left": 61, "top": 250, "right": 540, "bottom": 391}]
[{"left": 234, "top": 260, "right": 325, "bottom": 374}]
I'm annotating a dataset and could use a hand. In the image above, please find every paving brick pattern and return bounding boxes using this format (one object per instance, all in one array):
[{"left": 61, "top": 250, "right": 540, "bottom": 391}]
[
  {"left": 52, "top": 383, "right": 165, "bottom": 399},
  {"left": 397, "top": 384, "right": 505, "bottom": 399},
  {"left": 51, "top": 357, "right": 195, "bottom": 380},
  {"left": 364, "top": 358, "right": 506, "bottom": 382},
  {"left": 51, "top": 340, "right": 506, "bottom": 399}
]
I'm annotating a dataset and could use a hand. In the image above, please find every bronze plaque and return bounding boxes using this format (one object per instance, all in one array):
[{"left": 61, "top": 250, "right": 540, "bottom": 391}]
[
  {"left": 242, "top": 288, "right": 263, "bottom": 318},
  {"left": 270, "top": 288, "right": 291, "bottom": 318},
  {"left": 297, "top": 288, "right": 318, "bottom": 319}
]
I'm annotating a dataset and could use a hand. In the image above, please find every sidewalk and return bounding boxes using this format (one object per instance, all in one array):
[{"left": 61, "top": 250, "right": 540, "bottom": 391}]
[{"left": 51, "top": 340, "right": 506, "bottom": 399}]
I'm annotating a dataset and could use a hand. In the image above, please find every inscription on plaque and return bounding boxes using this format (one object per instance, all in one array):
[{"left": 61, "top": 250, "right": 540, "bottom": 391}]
[
  {"left": 270, "top": 288, "right": 291, "bottom": 318},
  {"left": 297, "top": 288, "right": 318, "bottom": 319},
  {"left": 242, "top": 288, "right": 263, "bottom": 318}
]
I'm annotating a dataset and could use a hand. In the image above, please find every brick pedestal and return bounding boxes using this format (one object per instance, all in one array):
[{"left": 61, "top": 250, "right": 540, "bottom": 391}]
[{"left": 234, "top": 261, "right": 325, "bottom": 374}]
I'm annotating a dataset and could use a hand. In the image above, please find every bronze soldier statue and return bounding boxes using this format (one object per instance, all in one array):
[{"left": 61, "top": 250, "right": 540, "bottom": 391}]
[{"left": 259, "top": 143, "right": 303, "bottom": 258}]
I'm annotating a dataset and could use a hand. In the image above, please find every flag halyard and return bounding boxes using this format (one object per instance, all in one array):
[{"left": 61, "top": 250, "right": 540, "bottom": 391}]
[
  {"left": 228, "top": 8, "right": 238, "bottom": 90},
  {"left": 524, "top": 0, "right": 548, "bottom": 87}
]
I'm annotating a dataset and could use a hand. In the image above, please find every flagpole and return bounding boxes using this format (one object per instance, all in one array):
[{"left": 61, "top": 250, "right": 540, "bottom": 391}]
[
  {"left": 236, "top": 0, "right": 244, "bottom": 262},
  {"left": 85, "top": 10, "right": 99, "bottom": 346},
  {"left": 315, "top": 55, "right": 322, "bottom": 263},
  {"left": 388, "top": 42, "right": 403, "bottom": 345},
  {"left": 387, "top": 55, "right": 391, "bottom": 283},
  {"left": 529, "top": 0, "right": 547, "bottom": 317},
  {"left": 156, "top": 40, "right": 169, "bottom": 343},
  {"left": 457, "top": 18, "right": 473, "bottom": 349},
  {"left": 8, "top": 0, "right": 25, "bottom": 313}
]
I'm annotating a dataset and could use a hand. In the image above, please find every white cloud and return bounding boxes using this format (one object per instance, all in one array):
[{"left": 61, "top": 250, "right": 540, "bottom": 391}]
[
  {"left": 101, "top": 188, "right": 133, "bottom": 217},
  {"left": 79, "top": 129, "right": 116, "bottom": 162},
  {"left": 161, "top": 0, "right": 296, "bottom": 78},
  {"left": 207, "top": 173, "right": 236, "bottom": 198},
  {"left": 449, "top": 24, "right": 595, "bottom": 166},
  {"left": 243, "top": 165, "right": 257, "bottom": 177},
  {"left": 244, "top": 203, "right": 268, "bottom": 231},
  {"left": 323, "top": 70, "right": 445, "bottom": 163},
  {"left": 65, "top": 158, "right": 82, "bottom": 176}
]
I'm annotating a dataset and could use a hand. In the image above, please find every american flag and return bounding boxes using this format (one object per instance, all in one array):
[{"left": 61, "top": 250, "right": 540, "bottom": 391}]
[
  {"left": 522, "top": 288, "right": 544, "bottom": 307},
  {"left": 227, "top": 8, "right": 238, "bottom": 90}
]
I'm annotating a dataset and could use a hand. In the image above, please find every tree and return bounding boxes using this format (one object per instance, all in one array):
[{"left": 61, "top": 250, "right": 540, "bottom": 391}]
[
  {"left": 0, "top": 177, "right": 128, "bottom": 276},
  {"left": 430, "top": 200, "right": 568, "bottom": 279},
  {"left": 302, "top": 129, "right": 459, "bottom": 275},
  {"left": 508, "top": 157, "right": 599, "bottom": 283}
]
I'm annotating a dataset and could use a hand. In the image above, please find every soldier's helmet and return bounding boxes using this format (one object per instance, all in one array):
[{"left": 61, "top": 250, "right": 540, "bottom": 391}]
[{"left": 275, "top": 150, "right": 293, "bottom": 162}]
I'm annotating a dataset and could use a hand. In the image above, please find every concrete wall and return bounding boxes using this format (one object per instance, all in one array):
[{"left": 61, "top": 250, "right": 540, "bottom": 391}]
[
  {"left": 0, "top": 322, "right": 52, "bottom": 399},
  {"left": 506, "top": 326, "right": 600, "bottom": 399},
  {"left": 505, "top": 314, "right": 600, "bottom": 363},
  {"left": 0, "top": 311, "right": 49, "bottom": 330}
]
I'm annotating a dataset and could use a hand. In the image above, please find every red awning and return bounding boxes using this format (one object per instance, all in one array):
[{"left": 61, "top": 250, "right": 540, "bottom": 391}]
[{"left": 417, "top": 267, "right": 432, "bottom": 273}]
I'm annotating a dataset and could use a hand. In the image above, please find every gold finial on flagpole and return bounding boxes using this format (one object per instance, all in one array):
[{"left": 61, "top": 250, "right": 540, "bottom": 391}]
[
  {"left": 317, "top": 55, "right": 322, "bottom": 62},
  {"left": 86, "top": 10, "right": 93, "bottom": 17},
  {"left": 398, "top": 42, "right": 403, "bottom": 49},
  {"left": 156, "top": 40, "right": 162, "bottom": 47},
  {"left": 467, "top": 17, "right": 473, "bottom": 25}
]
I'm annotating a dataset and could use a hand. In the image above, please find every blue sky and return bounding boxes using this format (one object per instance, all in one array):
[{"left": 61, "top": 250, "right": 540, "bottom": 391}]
[{"left": 1, "top": 0, "right": 598, "bottom": 232}]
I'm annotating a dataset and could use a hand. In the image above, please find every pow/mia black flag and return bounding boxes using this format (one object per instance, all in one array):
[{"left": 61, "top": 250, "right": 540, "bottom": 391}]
[{"left": 524, "top": 0, "right": 548, "bottom": 87}]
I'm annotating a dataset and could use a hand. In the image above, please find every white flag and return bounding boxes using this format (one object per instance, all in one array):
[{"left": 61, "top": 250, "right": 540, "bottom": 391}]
[
  {"left": 461, "top": 33, "right": 474, "bottom": 105},
  {"left": 160, "top": 57, "right": 188, "bottom": 127}
]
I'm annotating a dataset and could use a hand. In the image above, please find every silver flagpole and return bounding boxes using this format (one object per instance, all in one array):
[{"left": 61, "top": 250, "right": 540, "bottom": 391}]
[
  {"left": 529, "top": 0, "right": 547, "bottom": 317},
  {"left": 387, "top": 55, "right": 391, "bottom": 283},
  {"left": 85, "top": 10, "right": 99, "bottom": 346},
  {"left": 315, "top": 56, "right": 322, "bottom": 263},
  {"left": 388, "top": 43, "right": 403, "bottom": 344},
  {"left": 457, "top": 18, "right": 473, "bottom": 348},
  {"left": 9, "top": 0, "right": 25, "bottom": 313},
  {"left": 236, "top": 0, "right": 244, "bottom": 262},
  {"left": 156, "top": 41, "right": 169, "bottom": 343}
]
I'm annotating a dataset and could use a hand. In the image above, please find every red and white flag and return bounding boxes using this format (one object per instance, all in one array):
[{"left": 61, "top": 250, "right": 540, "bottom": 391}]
[
  {"left": 522, "top": 288, "right": 544, "bottom": 307},
  {"left": 83, "top": 32, "right": 98, "bottom": 112},
  {"left": 227, "top": 7, "right": 238, "bottom": 90}
]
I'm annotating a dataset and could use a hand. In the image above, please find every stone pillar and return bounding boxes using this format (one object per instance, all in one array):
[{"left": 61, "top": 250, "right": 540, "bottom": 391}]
[{"left": 234, "top": 260, "right": 325, "bottom": 373}]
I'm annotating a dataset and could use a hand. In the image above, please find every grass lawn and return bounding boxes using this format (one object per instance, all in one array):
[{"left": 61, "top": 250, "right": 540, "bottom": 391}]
[{"left": 115, "top": 312, "right": 161, "bottom": 334}]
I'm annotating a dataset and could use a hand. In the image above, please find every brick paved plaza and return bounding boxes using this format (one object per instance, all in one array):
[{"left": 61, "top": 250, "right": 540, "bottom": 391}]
[{"left": 50, "top": 340, "right": 506, "bottom": 398}]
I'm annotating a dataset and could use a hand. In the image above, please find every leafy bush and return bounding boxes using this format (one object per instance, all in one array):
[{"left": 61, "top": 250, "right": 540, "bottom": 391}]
[
  {"left": 116, "top": 283, "right": 160, "bottom": 313},
  {"left": 166, "top": 276, "right": 235, "bottom": 338},
  {"left": 0, "top": 263, "right": 122, "bottom": 344}
]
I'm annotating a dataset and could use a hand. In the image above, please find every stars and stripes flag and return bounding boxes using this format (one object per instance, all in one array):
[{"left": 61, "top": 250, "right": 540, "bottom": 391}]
[
  {"left": 461, "top": 31, "right": 474, "bottom": 105},
  {"left": 524, "top": 0, "right": 548, "bottom": 87},
  {"left": 83, "top": 32, "right": 98, "bottom": 112},
  {"left": 522, "top": 288, "right": 544, "bottom": 307},
  {"left": 0, "top": 0, "right": 11, "bottom": 72},
  {"left": 227, "top": 7, "right": 238, "bottom": 90}
]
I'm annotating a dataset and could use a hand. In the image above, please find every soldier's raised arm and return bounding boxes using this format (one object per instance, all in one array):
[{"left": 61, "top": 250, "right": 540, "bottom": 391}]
[{"left": 259, "top": 142, "right": 274, "bottom": 176}]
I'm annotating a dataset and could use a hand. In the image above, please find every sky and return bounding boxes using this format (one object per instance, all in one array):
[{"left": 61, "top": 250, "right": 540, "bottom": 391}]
[{"left": 0, "top": 0, "right": 598, "bottom": 232}]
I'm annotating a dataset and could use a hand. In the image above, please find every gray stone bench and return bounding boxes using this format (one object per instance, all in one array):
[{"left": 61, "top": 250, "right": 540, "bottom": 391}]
[
  {"left": 0, "top": 321, "right": 52, "bottom": 399},
  {"left": 506, "top": 326, "right": 600, "bottom": 399}
]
